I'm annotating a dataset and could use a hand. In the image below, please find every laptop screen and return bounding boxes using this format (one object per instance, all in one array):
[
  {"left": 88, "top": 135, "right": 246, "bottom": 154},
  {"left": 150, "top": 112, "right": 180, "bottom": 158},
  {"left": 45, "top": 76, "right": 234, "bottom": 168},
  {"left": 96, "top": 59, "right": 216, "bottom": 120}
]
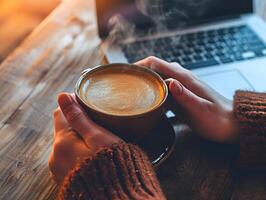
[{"left": 96, "top": 0, "right": 253, "bottom": 38}]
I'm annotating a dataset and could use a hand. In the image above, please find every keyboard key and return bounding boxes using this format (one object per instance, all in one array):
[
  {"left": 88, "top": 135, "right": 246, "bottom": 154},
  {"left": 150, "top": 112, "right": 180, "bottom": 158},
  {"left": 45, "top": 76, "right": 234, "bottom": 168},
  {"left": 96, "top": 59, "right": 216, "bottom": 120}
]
[
  {"left": 122, "top": 25, "right": 266, "bottom": 67},
  {"left": 173, "top": 51, "right": 181, "bottom": 57},
  {"left": 242, "top": 51, "right": 256, "bottom": 59},
  {"left": 205, "top": 45, "right": 213, "bottom": 51},
  {"left": 183, "top": 59, "right": 219, "bottom": 69},
  {"left": 183, "top": 57, "right": 192, "bottom": 63},
  {"left": 234, "top": 55, "right": 245, "bottom": 61},
  {"left": 196, "top": 31, "right": 206, "bottom": 38},
  {"left": 186, "top": 33, "right": 197, "bottom": 40},
  {"left": 203, "top": 53, "right": 214, "bottom": 59},
  {"left": 220, "top": 56, "right": 233, "bottom": 63},
  {"left": 193, "top": 55, "right": 204, "bottom": 61},
  {"left": 194, "top": 47, "right": 203, "bottom": 53},
  {"left": 254, "top": 50, "right": 265, "bottom": 57},
  {"left": 248, "top": 43, "right": 266, "bottom": 51},
  {"left": 207, "top": 30, "right": 217, "bottom": 36},
  {"left": 183, "top": 49, "right": 193, "bottom": 55}
]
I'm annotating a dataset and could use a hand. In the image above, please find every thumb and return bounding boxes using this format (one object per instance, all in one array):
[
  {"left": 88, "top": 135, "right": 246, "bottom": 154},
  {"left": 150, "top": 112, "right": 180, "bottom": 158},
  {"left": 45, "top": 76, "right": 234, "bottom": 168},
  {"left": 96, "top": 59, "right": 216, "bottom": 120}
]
[
  {"left": 169, "top": 79, "right": 210, "bottom": 121},
  {"left": 58, "top": 93, "right": 99, "bottom": 136},
  {"left": 58, "top": 93, "right": 119, "bottom": 146}
]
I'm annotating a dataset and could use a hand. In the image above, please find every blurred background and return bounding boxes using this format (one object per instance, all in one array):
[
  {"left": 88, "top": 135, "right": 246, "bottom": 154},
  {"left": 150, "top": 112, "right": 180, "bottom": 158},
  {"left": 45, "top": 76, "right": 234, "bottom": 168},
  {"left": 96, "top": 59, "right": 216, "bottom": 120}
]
[
  {"left": 0, "top": 0, "right": 265, "bottom": 64},
  {"left": 0, "top": 0, "right": 60, "bottom": 63}
]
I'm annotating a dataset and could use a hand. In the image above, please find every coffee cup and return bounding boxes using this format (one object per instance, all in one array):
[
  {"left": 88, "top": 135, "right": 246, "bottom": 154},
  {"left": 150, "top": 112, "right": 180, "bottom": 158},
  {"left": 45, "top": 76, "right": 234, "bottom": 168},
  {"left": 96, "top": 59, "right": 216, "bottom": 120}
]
[{"left": 75, "top": 63, "right": 168, "bottom": 141}]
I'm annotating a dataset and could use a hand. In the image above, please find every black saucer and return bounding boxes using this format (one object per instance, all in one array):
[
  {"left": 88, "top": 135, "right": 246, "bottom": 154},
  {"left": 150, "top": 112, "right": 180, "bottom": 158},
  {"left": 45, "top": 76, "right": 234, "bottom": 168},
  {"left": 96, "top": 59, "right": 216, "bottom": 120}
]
[{"left": 134, "top": 115, "right": 176, "bottom": 167}]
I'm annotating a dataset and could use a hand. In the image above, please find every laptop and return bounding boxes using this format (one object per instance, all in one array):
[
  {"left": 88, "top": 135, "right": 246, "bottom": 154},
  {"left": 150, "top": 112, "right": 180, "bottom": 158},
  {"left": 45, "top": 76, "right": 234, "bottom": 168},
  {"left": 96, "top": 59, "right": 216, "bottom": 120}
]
[{"left": 95, "top": 0, "right": 266, "bottom": 100}]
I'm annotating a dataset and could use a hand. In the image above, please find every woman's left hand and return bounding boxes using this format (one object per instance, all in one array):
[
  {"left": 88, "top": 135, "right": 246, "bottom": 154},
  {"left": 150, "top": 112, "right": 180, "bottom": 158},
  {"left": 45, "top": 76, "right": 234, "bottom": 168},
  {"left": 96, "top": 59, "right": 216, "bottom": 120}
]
[
  {"left": 136, "top": 56, "right": 239, "bottom": 143},
  {"left": 49, "top": 93, "right": 121, "bottom": 185}
]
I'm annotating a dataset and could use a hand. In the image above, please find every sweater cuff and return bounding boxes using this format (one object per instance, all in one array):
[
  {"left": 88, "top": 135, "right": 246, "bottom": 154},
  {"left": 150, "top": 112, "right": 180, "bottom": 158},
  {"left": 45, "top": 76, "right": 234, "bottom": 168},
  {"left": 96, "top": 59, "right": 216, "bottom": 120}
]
[
  {"left": 234, "top": 91, "right": 266, "bottom": 169},
  {"left": 58, "top": 142, "right": 166, "bottom": 200}
]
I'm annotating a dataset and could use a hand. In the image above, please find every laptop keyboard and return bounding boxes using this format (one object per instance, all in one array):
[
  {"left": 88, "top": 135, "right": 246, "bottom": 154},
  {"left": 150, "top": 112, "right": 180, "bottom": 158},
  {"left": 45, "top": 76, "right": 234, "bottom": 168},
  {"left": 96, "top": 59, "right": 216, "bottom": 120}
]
[{"left": 121, "top": 25, "right": 266, "bottom": 70}]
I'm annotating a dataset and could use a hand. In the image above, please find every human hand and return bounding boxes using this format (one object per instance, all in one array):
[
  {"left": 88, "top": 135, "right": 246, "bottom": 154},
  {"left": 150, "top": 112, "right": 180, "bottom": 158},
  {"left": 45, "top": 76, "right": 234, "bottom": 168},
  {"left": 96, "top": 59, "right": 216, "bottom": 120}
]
[
  {"left": 49, "top": 93, "right": 121, "bottom": 184},
  {"left": 136, "top": 56, "right": 239, "bottom": 143}
]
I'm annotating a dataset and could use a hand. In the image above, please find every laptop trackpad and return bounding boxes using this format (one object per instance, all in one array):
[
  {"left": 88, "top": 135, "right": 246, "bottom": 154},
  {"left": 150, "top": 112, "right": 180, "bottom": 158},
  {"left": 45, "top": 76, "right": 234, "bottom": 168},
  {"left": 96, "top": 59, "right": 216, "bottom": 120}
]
[{"left": 199, "top": 70, "right": 254, "bottom": 100}]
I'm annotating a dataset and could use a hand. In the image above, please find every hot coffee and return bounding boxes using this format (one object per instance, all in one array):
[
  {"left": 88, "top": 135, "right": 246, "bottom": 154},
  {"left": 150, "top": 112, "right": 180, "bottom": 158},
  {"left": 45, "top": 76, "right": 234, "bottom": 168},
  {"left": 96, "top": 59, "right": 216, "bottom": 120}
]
[
  {"left": 79, "top": 66, "right": 164, "bottom": 116},
  {"left": 75, "top": 64, "right": 173, "bottom": 166}
]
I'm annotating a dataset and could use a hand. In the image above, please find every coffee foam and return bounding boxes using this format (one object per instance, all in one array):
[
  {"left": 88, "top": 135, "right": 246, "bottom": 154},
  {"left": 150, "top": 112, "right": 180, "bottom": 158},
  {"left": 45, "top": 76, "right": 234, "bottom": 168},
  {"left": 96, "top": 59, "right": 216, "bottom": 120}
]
[{"left": 80, "top": 67, "right": 164, "bottom": 116}]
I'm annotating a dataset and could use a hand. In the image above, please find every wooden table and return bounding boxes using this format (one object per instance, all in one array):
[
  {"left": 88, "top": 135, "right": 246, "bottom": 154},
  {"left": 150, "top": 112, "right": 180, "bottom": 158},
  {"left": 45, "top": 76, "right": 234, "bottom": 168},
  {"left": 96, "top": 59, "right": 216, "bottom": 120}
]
[
  {"left": 1, "top": 0, "right": 266, "bottom": 199},
  {"left": 0, "top": 0, "right": 103, "bottom": 199}
]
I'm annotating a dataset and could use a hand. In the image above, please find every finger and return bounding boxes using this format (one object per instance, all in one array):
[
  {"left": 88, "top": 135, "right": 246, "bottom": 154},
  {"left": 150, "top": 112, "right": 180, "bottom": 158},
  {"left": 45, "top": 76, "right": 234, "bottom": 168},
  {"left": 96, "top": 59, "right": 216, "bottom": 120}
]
[
  {"left": 54, "top": 107, "right": 69, "bottom": 132},
  {"left": 169, "top": 79, "right": 212, "bottom": 123},
  {"left": 165, "top": 78, "right": 173, "bottom": 86},
  {"left": 135, "top": 56, "right": 170, "bottom": 71},
  {"left": 136, "top": 56, "right": 191, "bottom": 83},
  {"left": 137, "top": 57, "right": 225, "bottom": 103},
  {"left": 164, "top": 80, "right": 187, "bottom": 122},
  {"left": 136, "top": 57, "right": 202, "bottom": 94},
  {"left": 164, "top": 78, "right": 175, "bottom": 112},
  {"left": 167, "top": 64, "right": 228, "bottom": 104},
  {"left": 162, "top": 62, "right": 228, "bottom": 104},
  {"left": 58, "top": 93, "right": 101, "bottom": 141},
  {"left": 137, "top": 57, "right": 200, "bottom": 93},
  {"left": 58, "top": 93, "right": 121, "bottom": 147}
]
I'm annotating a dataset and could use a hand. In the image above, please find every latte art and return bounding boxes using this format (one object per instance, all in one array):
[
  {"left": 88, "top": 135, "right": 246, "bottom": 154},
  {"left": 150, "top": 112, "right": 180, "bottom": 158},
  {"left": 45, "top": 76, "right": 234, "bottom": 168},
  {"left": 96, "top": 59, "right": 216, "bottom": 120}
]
[{"left": 80, "top": 67, "right": 164, "bottom": 116}]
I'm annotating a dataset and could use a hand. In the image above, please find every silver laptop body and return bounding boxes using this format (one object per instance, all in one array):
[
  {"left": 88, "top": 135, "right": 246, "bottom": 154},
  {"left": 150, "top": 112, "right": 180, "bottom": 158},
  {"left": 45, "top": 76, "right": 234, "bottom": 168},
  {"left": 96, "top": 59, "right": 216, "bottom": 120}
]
[{"left": 96, "top": 0, "right": 266, "bottom": 100}]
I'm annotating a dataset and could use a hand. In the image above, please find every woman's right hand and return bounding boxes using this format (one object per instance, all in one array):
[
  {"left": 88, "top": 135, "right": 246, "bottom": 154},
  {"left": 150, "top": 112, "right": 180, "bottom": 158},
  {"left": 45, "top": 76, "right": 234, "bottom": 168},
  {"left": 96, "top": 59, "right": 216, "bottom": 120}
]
[
  {"left": 136, "top": 56, "right": 239, "bottom": 143},
  {"left": 49, "top": 93, "right": 121, "bottom": 185}
]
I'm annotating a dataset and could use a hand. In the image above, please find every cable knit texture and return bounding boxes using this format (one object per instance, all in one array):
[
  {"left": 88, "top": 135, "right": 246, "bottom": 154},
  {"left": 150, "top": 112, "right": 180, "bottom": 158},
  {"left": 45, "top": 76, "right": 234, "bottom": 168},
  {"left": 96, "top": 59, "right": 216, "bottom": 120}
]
[
  {"left": 234, "top": 91, "right": 266, "bottom": 169},
  {"left": 58, "top": 142, "right": 166, "bottom": 200}
]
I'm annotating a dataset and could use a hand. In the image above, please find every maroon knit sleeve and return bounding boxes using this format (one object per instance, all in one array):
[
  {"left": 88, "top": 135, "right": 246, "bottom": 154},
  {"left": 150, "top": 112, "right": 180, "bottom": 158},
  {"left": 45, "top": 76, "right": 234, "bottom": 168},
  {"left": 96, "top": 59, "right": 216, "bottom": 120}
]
[
  {"left": 234, "top": 91, "right": 266, "bottom": 170},
  {"left": 58, "top": 142, "right": 166, "bottom": 200}
]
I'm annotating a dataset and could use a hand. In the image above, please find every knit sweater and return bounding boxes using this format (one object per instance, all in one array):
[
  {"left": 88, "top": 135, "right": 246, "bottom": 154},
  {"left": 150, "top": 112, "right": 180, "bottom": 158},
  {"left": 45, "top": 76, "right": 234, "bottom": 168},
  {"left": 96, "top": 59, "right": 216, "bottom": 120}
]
[
  {"left": 58, "top": 142, "right": 166, "bottom": 200},
  {"left": 234, "top": 91, "right": 266, "bottom": 169},
  {"left": 58, "top": 91, "right": 266, "bottom": 199}
]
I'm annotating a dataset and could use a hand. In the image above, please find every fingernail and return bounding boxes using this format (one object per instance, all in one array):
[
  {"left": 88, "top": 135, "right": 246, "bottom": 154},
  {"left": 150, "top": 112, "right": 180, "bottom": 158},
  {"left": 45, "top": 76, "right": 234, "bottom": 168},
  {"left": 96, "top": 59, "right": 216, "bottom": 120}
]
[
  {"left": 170, "top": 80, "right": 183, "bottom": 95},
  {"left": 165, "top": 78, "right": 174, "bottom": 87},
  {"left": 58, "top": 93, "right": 73, "bottom": 109}
]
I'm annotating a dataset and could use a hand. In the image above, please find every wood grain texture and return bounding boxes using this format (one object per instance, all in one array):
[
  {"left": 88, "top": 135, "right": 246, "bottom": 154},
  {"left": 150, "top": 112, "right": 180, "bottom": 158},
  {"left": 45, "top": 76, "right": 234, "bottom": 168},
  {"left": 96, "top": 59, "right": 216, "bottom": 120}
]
[
  {"left": 0, "top": 0, "right": 103, "bottom": 199},
  {"left": 0, "top": 0, "right": 266, "bottom": 199}
]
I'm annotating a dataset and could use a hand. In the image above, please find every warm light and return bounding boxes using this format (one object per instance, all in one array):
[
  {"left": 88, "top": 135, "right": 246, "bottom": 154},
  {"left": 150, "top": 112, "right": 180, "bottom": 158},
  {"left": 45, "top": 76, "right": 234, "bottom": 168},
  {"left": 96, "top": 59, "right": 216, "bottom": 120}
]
[{"left": 0, "top": 0, "right": 59, "bottom": 61}]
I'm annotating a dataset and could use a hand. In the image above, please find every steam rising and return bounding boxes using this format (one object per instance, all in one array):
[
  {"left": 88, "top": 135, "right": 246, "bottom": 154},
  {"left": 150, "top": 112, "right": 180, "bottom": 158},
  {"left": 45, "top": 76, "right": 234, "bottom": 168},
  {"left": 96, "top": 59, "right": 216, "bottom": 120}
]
[
  {"left": 104, "top": 0, "right": 214, "bottom": 47},
  {"left": 102, "top": 0, "right": 213, "bottom": 62}
]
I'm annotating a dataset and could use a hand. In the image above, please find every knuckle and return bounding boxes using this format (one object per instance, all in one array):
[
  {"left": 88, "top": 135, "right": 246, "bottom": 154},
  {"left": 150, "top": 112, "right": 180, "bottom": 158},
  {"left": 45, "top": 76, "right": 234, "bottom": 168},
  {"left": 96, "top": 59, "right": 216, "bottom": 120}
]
[
  {"left": 170, "top": 61, "right": 180, "bottom": 67},
  {"left": 53, "top": 108, "right": 60, "bottom": 118},
  {"left": 170, "top": 62, "right": 195, "bottom": 80},
  {"left": 146, "top": 56, "right": 157, "bottom": 63},
  {"left": 48, "top": 157, "right": 54, "bottom": 171},
  {"left": 178, "top": 82, "right": 185, "bottom": 95},
  {"left": 190, "top": 75, "right": 201, "bottom": 87},
  {"left": 182, "top": 70, "right": 197, "bottom": 84},
  {"left": 165, "top": 78, "right": 175, "bottom": 86},
  {"left": 68, "top": 110, "right": 83, "bottom": 124},
  {"left": 48, "top": 158, "right": 57, "bottom": 181},
  {"left": 48, "top": 154, "right": 57, "bottom": 174},
  {"left": 182, "top": 68, "right": 192, "bottom": 77},
  {"left": 186, "top": 70, "right": 197, "bottom": 80},
  {"left": 168, "top": 78, "right": 175, "bottom": 82},
  {"left": 53, "top": 139, "right": 66, "bottom": 154},
  {"left": 64, "top": 107, "right": 83, "bottom": 124}
]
